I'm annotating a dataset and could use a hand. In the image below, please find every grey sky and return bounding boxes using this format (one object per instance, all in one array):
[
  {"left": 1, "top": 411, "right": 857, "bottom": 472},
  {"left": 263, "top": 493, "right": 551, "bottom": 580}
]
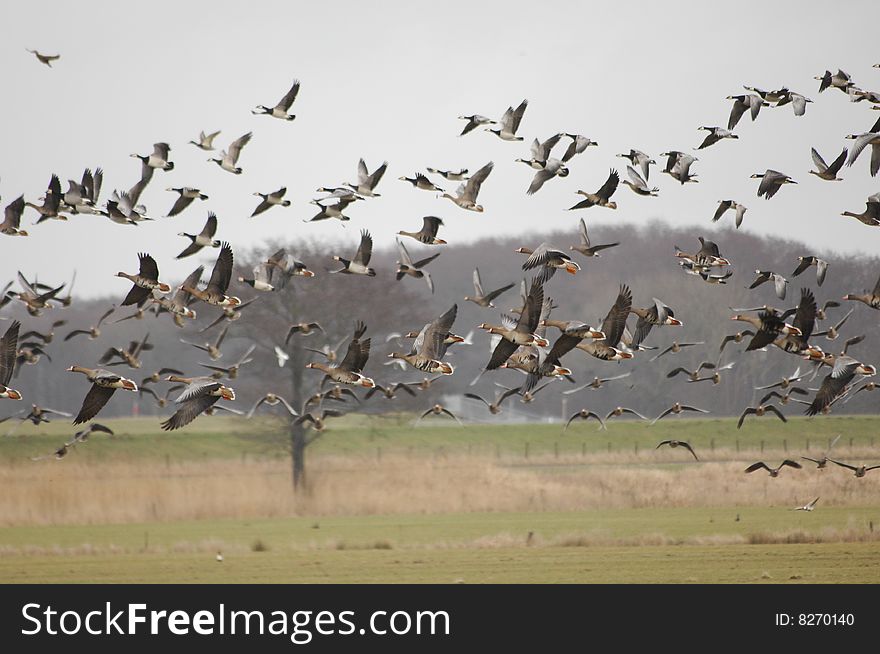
[{"left": 3, "top": 0, "right": 879, "bottom": 299}]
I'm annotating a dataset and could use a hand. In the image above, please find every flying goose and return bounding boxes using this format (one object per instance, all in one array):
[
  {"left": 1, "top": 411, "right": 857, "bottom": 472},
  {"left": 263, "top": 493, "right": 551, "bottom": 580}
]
[
  {"left": 153, "top": 266, "right": 202, "bottom": 325},
  {"left": 295, "top": 408, "right": 344, "bottom": 432},
  {"left": 561, "top": 134, "right": 598, "bottom": 162},
  {"left": 696, "top": 126, "right": 738, "bottom": 149},
  {"left": 464, "top": 268, "right": 514, "bottom": 308},
  {"left": 19, "top": 320, "right": 66, "bottom": 345},
  {"left": 791, "top": 256, "right": 828, "bottom": 286},
  {"left": 331, "top": 230, "right": 376, "bottom": 276},
  {"left": 794, "top": 497, "right": 820, "bottom": 511},
  {"left": 630, "top": 298, "right": 682, "bottom": 347},
  {"left": 246, "top": 393, "right": 298, "bottom": 418},
  {"left": 1, "top": 196, "right": 28, "bottom": 236},
  {"left": 801, "top": 434, "right": 841, "bottom": 469},
  {"left": 181, "top": 243, "right": 240, "bottom": 307},
  {"left": 67, "top": 366, "right": 138, "bottom": 424},
  {"left": 517, "top": 244, "right": 580, "bottom": 277},
  {"left": 735, "top": 310, "right": 801, "bottom": 351},
  {"left": 569, "top": 169, "right": 619, "bottom": 210},
  {"left": 285, "top": 322, "right": 325, "bottom": 343},
  {"left": 621, "top": 166, "right": 658, "bottom": 196},
  {"left": 770, "top": 289, "right": 816, "bottom": 354},
  {"left": 305, "top": 385, "right": 361, "bottom": 407},
  {"left": 674, "top": 236, "right": 730, "bottom": 269},
  {"left": 813, "top": 307, "right": 853, "bottom": 341},
  {"left": 760, "top": 388, "right": 808, "bottom": 406},
  {"left": 306, "top": 321, "right": 374, "bottom": 387},
  {"left": 804, "top": 358, "right": 864, "bottom": 416},
  {"left": 7, "top": 272, "right": 65, "bottom": 317},
  {"left": 616, "top": 149, "right": 654, "bottom": 180},
  {"left": 604, "top": 406, "right": 648, "bottom": 421},
  {"left": 843, "top": 272, "right": 880, "bottom": 309},
  {"left": 189, "top": 130, "right": 221, "bottom": 150},
  {"left": 166, "top": 187, "right": 208, "bottom": 217},
  {"left": 181, "top": 324, "right": 229, "bottom": 360},
  {"left": 650, "top": 341, "right": 704, "bottom": 362},
  {"left": 809, "top": 147, "right": 847, "bottom": 181},
  {"left": 394, "top": 241, "right": 439, "bottom": 293},
  {"left": 752, "top": 169, "right": 797, "bottom": 199},
  {"left": 0, "top": 322, "right": 22, "bottom": 401},
  {"left": 238, "top": 262, "right": 275, "bottom": 292},
  {"left": 397, "top": 216, "right": 446, "bottom": 245},
  {"left": 117, "top": 253, "right": 171, "bottom": 307},
  {"left": 719, "top": 330, "right": 754, "bottom": 352},
  {"left": 516, "top": 134, "right": 563, "bottom": 169},
  {"left": 726, "top": 93, "right": 768, "bottom": 129},
  {"left": 660, "top": 151, "right": 698, "bottom": 184},
  {"left": 564, "top": 409, "right": 606, "bottom": 431},
  {"left": 712, "top": 200, "right": 747, "bottom": 229},
  {"left": 844, "top": 130, "right": 880, "bottom": 177},
  {"left": 667, "top": 361, "right": 715, "bottom": 382},
  {"left": 209, "top": 132, "right": 252, "bottom": 174},
  {"left": 482, "top": 277, "right": 548, "bottom": 370},
  {"left": 458, "top": 114, "right": 496, "bottom": 136},
  {"left": 767, "top": 88, "right": 813, "bottom": 115},
  {"left": 348, "top": 159, "right": 388, "bottom": 197},
  {"left": 815, "top": 69, "right": 854, "bottom": 94},
  {"left": 306, "top": 196, "right": 357, "bottom": 222},
  {"left": 266, "top": 249, "right": 315, "bottom": 284},
  {"left": 737, "top": 403, "right": 787, "bottom": 428},
  {"left": 651, "top": 402, "right": 709, "bottom": 424},
  {"left": 364, "top": 382, "right": 417, "bottom": 401},
  {"left": 251, "top": 188, "right": 290, "bottom": 216},
  {"left": 827, "top": 459, "right": 880, "bottom": 478},
  {"left": 399, "top": 173, "right": 443, "bottom": 192},
  {"left": 537, "top": 321, "right": 608, "bottom": 379},
  {"left": 526, "top": 158, "right": 569, "bottom": 195},
  {"left": 569, "top": 218, "right": 619, "bottom": 258},
  {"left": 841, "top": 193, "right": 880, "bottom": 226},
  {"left": 427, "top": 167, "right": 468, "bottom": 181},
  {"left": 440, "top": 161, "right": 493, "bottom": 211},
  {"left": 26, "top": 174, "right": 64, "bottom": 223},
  {"left": 100, "top": 332, "right": 153, "bottom": 370},
  {"left": 26, "top": 48, "right": 60, "bottom": 67},
  {"left": 656, "top": 440, "right": 698, "bottom": 461},
  {"left": 160, "top": 377, "right": 236, "bottom": 431},
  {"left": 252, "top": 79, "right": 300, "bottom": 120},
  {"left": 744, "top": 460, "right": 802, "bottom": 477},
  {"left": 386, "top": 306, "right": 458, "bottom": 376},
  {"left": 64, "top": 307, "right": 115, "bottom": 342},
  {"left": 748, "top": 270, "right": 788, "bottom": 300},
  {"left": 417, "top": 404, "right": 462, "bottom": 425},
  {"left": 486, "top": 99, "right": 528, "bottom": 141},
  {"left": 562, "top": 373, "right": 630, "bottom": 394},
  {"left": 198, "top": 344, "right": 256, "bottom": 380},
  {"left": 464, "top": 387, "right": 519, "bottom": 415},
  {"left": 574, "top": 285, "right": 634, "bottom": 362},
  {"left": 131, "top": 142, "right": 173, "bottom": 171},
  {"left": 177, "top": 212, "right": 221, "bottom": 259}
]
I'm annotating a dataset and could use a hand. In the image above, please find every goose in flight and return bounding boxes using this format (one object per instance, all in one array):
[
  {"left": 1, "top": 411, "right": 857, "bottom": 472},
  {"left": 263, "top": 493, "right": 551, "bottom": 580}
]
[
  {"left": 177, "top": 212, "right": 221, "bottom": 258},
  {"left": 840, "top": 193, "right": 880, "bottom": 226},
  {"left": 726, "top": 93, "right": 768, "bottom": 129},
  {"left": 67, "top": 366, "right": 138, "bottom": 424},
  {"left": 486, "top": 99, "right": 528, "bottom": 141},
  {"left": 189, "top": 130, "right": 221, "bottom": 150},
  {"left": 696, "top": 126, "right": 738, "bottom": 150},
  {"left": 440, "top": 161, "right": 493, "bottom": 212},
  {"left": 464, "top": 268, "right": 514, "bottom": 308},
  {"left": 417, "top": 404, "right": 462, "bottom": 425},
  {"left": 247, "top": 393, "right": 298, "bottom": 418},
  {"left": 808, "top": 147, "right": 847, "bottom": 181},
  {"left": 331, "top": 230, "right": 375, "bottom": 276},
  {"left": 801, "top": 434, "right": 841, "bottom": 469},
  {"left": 712, "top": 200, "right": 747, "bottom": 228},
  {"left": 661, "top": 151, "right": 698, "bottom": 184},
  {"left": 630, "top": 298, "right": 682, "bottom": 347},
  {"left": 399, "top": 173, "right": 443, "bottom": 192},
  {"left": 737, "top": 403, "right": 787, "bottom": 428},
  {"left": 752, "top": 169, "right": 797, "bottom": 199},
  {"left": 209, "top": 132, "right": 252, "bottom": 174},
  {"left": 526, "top": 159, "right": 568, "bottom": 195},
  {"left": 181, "top": 243, "right": 241, "bottom": 307},
  {"left": 181, "top": 324, "right": 229, "bottom": 361},
  {"left": 397, "top": 216, "right": 446, "bottom": 245},
  {"left": 64, "top": 307, "right": 115, "bottom": 342},
  {"left": 564, "top": 409, "right": 606, "bottom": 431},
  {"left": 252, "top": 79, "right": 300, "bottom": 120},
  {"left": 458, "top": 114, "right": 495, "bottom": 136},
  {"left": 116, "top": 253, "right": 171, "bottom": 307},
  {"left": 347, "top": 159, "right": 387, "bottom": 197},
  {"left": 815, "top": 69, "right": 854, "bottom": 94},
  {"left": 131, "top": 143, "right": 173, "bottom": 171},
  {"left": 791, "top": 256, "right": 828, "bottom": 286},
  {"left": 569, "top": 218, "right": 619, "bottom": 257},
  {"left": 166, "top": 187, "right": 208, "bottom": 217},
  {"left": 426, "top": 167, "right": 468, "bottom": 181},
  {"left": 465, "top": 387, "right": 519, "bottom": 415},
  {"left": 561, "top": 134, "right": 598, "bottom": 162},
  {"left": 306, "top": 321, "right": 374, "bottom": 388},
  {"left": 516, "top": 134, "right": 563, "bottom": 169},
  {"left": 616, "top": 149, "right": 654, "bottom": 181},
  {"left": 844, "top": 130, "right": 880, "bottom": 177},
  {"left": 744, "top": 460, "right": 802, "bottom": 477},
  {"left": 842, "top": 272, "right": 880, "bottom": 309},
  {"left": 562, "top": 373, "right": 630, "bottom": 395},
  {"left": 251, "top": 188, "right": 290, "bottom": 217},
  {"left": 395, "top": 240, "right": 439, "bottom": 293},
  {"left": 651, "top": 402, "right": 709, "bottom": 424},
  {"left": 0, "top": 322, "right": 22, "bottom": 401},
  {"left": 569, "top": 169, "right": 618, "bottom": 210},
  {"left": 1, "top": 196, "right": 28, "bottom": 236},
  {"left": 748, "top": 270, "right": 788, "bottom": 300},
  {"left": 161, "top": 377, "right": 236, "bottom": 431},
  {"left": 794, "top": 497, "right": 820, "bottom": 512},
  {"left": 26, "top": 48, "right": 60, "bottom": 67},
  {"left": 482, "top": 277, "right": 549, "bottom": 371},
  {"left": 656, "top": 440, "right": 698, "bottom": 461},
  {"left": 827, "top": 459, "right": 880, "bottom": 478},
  {"left": 621, "top": 165, "right": 657, "bottom": 196}
]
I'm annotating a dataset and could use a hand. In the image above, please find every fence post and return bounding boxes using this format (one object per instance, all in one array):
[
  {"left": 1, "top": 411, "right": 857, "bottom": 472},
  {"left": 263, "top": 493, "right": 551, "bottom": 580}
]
[
  {"left": 634, "top": 442, "right": 639, "bottom": 455},
  {"left": 710, "top": 438, "right": 715, "bottom": 452},
  {"left": 760, "top": 440, "right": 764, "bottom": 453},
  {"left": 736, "top": 439, "right": 739, "bottom": 453},
  {"left": 849, "top": 437, "right": 854, "bottom": 450},
  {"left": 581, "top": 442, "right": 586, "bottom": 457},
  {"left": 783, "top": 439, "right": 787, "bottom": 452},
  {"left": 495, "top": 444, "right": 500, "bottom": 460},
  {"left": 607, "top": 442, "right": 612, "bottom": 453},
  {"left": 805, "top": 438, "right": 810, "bottom": 451},
  {"left": 554, "top": 442, "right": 559, "bottom": 459},
  {"left": 525, "top": 442, "right": 529, "bottom": 459}
]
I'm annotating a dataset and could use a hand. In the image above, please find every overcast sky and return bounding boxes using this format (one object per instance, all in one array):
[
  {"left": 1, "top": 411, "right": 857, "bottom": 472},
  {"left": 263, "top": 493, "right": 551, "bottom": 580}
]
[{"left": 3, "top": 0, "right": 879, "bottom": 299}]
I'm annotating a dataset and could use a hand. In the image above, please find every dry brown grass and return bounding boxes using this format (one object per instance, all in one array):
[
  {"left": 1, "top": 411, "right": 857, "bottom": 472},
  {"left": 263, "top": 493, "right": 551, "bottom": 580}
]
[{"left": 2, "top": 449, "right": 879, "bottom": 527}]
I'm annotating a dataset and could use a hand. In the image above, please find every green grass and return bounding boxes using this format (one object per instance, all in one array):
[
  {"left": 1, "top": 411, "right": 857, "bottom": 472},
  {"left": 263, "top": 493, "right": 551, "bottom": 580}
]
[
  {"left": 2, "top": 414, "right": 878, "bottom": 463},
  {"left": 2, "top": 508, "right": 879, "bottom": 583}
]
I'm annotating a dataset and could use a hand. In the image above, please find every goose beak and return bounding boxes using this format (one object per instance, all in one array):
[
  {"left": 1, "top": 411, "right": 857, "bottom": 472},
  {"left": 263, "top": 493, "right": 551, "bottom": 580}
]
[
  {"left": 360, "top": 377, "right": 376, "bottom": 388},
  {"left": 590, "top": 330, "right": 605, "bottom": 339}
]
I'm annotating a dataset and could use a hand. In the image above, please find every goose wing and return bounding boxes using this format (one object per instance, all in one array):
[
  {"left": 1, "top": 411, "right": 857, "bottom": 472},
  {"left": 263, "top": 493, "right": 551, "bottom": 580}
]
[
  {"left": 354, "top": 230, "right": 373, "bottom": 266},
  {"left": 276, "top": 80, "right": 300, "bottom": 111},
  {"left": 206, "top": 243, "right": 234, "bottom": 295}
]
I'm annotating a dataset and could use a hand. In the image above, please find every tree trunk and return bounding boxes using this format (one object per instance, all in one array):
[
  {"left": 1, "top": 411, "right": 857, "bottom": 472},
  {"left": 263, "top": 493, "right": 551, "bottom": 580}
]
[{"left": 290, "top": 420, "right": 306, "bottom": 490}]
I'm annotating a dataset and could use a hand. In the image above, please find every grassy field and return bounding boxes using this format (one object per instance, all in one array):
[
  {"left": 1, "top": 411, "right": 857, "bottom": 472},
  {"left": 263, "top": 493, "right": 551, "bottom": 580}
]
[
  {"left": 1, "top": 415, "right": 879, "bottom": 583},
  {"left": 2, "top": 508, "right": 880, "bottom": 583}
]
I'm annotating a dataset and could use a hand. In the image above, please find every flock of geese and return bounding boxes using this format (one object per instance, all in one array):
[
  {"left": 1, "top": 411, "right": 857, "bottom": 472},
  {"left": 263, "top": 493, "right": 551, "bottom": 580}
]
[{"left": 2, "top": 50, "right": 880, "bottom": 494}]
